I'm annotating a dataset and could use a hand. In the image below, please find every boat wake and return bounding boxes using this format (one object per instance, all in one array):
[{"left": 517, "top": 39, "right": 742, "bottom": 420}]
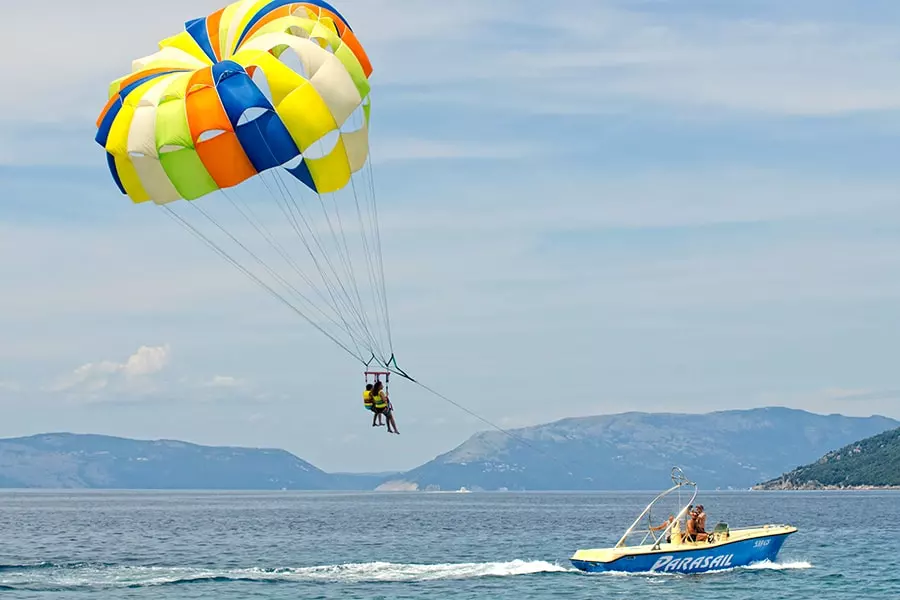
[
  {"left": 744, "top": 560, "right": 813, "bottom": 571},
  {"left": 597, "top": 559, "right": 814, "bottom": 578},
  {"left": 0, "top": 560, "right": 573, "bottom": 590},
  {"left": 0, "top": 558, "right": 811, "bottom": 590}
]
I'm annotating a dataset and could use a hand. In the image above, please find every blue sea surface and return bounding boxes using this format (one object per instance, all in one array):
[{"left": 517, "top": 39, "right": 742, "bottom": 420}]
[{"left": 0, "top": 489, "right": 896, "bottom": 599}]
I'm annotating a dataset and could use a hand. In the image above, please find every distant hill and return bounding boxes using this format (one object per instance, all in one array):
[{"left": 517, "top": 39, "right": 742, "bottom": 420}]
[
  {"left": 754, "top": 427, "right": 900, "bottom": 490},
  {"left": 379, "top": 407, "right": 900, "bottom": 491},
  {"left": 0, "top": 433, "right": 381, "bottom": 490},
  {"left": 3, "top": 408, "right": 897, "bottom": 491}
]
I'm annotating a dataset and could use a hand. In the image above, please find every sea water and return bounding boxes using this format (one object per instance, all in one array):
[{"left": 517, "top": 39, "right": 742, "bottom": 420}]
[{"left": 0, "top": 489, "right": 896, "bottom": 599}]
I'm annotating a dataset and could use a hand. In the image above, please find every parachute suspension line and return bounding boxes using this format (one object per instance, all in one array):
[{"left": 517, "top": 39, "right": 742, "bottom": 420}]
[
  {"left": 362, "top": 138, "right": 394, "bottom": 355},
  {"left": 255, "top": 170, "right": 379, "bottom": 356},
  {"left": 183, "top": 199, "right": 380, "bottom": 359},
  {"left": 312, "top": 184, "right": 383, "bottom": 358},
  {"left": 249, "top": 116, "right": 385, "bottom": 360},
  {"left": 218, "top": 187, "right": 367, "bottom": 361},
  {"left": 246, "top": 119, "right": 384, "bottom": 357},
  {"left": 159, "top": 204, "right": 367, "bottom": 364},
  {"left": 221, "top": 187, "right": 347, "bottom": 326},
  {"left": 348, "top": 165, "right": 391, "bottom": 360},
  {"left": 307, "top": 131, "right": 387, "bottom": 360},
  {"left": 259, "top": 165, "right": 378, "bottom": 355},
  {"left": 337, "top": 108, "right": 392, "bottom": 359},
  {"left": 253, "top": 131, "right": 391, "bottom": 363},
  {"left": 270, "top": 168, "right": 385, "bottom": 359},
  {"left": 347, "top": 177, "right": 381, "bottom": 347}
]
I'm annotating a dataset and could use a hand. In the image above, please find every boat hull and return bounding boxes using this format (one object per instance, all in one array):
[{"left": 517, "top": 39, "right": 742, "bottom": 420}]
[{"left": 571, "top": 527, "right": 796, "bottom": 574}]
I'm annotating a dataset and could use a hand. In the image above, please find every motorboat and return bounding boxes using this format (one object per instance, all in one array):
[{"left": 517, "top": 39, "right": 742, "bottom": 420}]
[{"left": 570, "top": 467, "right": 797, "bottom": 574}]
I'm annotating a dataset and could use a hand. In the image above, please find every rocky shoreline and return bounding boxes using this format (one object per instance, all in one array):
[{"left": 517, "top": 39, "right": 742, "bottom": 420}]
[{"left": 753, "top": 479, "right": 900, "bottom": 491}]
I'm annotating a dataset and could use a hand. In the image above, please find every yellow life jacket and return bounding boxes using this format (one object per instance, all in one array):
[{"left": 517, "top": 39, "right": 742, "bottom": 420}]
[
  {"left": 373, "top": 392, "right": 388, "bottom": 409},
  {"left": 363, "top": 390, "right": 373, "bottom": 408}
]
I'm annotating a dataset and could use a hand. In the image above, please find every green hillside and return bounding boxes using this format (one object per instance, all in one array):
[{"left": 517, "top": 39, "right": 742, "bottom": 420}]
[{"left": 755, "top": 427, "right": 900, "bottom": 489}]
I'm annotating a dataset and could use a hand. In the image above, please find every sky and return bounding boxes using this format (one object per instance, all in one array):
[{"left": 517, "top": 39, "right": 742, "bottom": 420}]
[{"left": 1, "top": 0, "right": 900, "bottom": 473}]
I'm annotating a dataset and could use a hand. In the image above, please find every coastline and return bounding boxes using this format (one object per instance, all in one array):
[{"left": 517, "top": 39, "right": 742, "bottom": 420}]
[{"left": 752, "top": 481, "right": 900, "bottom": 491}]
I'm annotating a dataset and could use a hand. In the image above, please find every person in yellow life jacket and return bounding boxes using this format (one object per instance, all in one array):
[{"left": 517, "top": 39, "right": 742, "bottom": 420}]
[
  {"left": 364, "top": 383, "right": 384, "bottom": 426},
  {"left": 371, "top": 381, "right": 399, "bottom": 434}
]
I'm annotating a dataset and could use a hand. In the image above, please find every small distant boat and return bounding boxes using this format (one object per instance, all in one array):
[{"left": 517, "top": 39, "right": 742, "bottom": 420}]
[{"left": 570, "top": 467, "right": 797, "bottom": 574}]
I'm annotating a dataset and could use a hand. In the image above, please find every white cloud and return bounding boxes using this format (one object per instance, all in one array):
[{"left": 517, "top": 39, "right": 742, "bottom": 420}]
[
  {"left": 372, "top": 138, "right": 535, "bottom": 163},
  {"left": 32, "top": 344, "right": 255, "bottom": 407},
  {"left": 820, "top": 388, "right": 900, "bottom": 403},
  {"left": 202, "top": 375, "right": 246, "bottom": 388},
  {"left": 341, "top": 2, "right": 900, "bottom": 117},
  {"left": 0, "top": 0, "right": 499, "bottom": 121},
  {"left": 0, "top": 0, "right": 226, "bottom": 121},
  {"left": 483, "top": 11, "right": 900, "bottom": 116},
  {"left": 752, "top": 388, "right": 900, "bottom": 418},
  {"left": 51, "top": 344, "right": 171, "bottom": 393},
  {"left": 6, "top": 0, "right": 900, "bottom": 123},
  {"left": 6, "top": 0, "right": 899, "bottom": 172},
  {"left": 121, "top": 344, "right": 170, "bottom": 376},
  {"left": 0, "top": 380, "right": 20, "bottom": 392}
]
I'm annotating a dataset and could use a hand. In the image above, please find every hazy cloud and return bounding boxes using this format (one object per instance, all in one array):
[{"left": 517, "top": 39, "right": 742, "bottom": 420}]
[
  {"left": 0, "top": 380, "right": 21, "bottom": 392},
  {"left": 823, "top": 388, "right": 900, "bottom": 403},
  {"left": 50, "top": 344, "right": 171, "bottom": 394},
  {"left": 202, "top": 375, "right": 246, "bottom": 389}
]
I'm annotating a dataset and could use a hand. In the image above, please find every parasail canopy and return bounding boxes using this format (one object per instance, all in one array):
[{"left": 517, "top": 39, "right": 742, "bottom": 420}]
[{"left": 95, "top": 0, "right": 397, "bottom": 371}]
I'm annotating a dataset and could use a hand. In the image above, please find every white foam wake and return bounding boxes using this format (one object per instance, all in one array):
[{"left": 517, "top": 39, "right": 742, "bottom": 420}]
[
  {"left": 293, "top": 559, "right": 572, "bottom": 581},
  {"left": 744, "top": 560, "right": 813, "bottom": 571},
  {"left": 595, "top": 559, "right": 813, "bottom": 578},
  {"left": 0, "top": 560, "right": 573, "bottom": 590}
]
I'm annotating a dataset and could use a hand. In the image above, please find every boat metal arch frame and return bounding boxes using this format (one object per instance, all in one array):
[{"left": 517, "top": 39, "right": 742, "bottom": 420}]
[{"left": 615, "top": 466, "right": 699, "bottom": 550}]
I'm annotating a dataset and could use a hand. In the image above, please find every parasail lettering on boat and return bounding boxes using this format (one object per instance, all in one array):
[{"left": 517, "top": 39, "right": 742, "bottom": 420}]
[{"left": 650, "top": 553, "right": 734, "bottom": 572}]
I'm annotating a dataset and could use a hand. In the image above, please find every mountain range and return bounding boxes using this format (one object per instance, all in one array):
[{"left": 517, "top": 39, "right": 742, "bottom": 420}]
[
  {"left": 378, "top": 407, "right": 899, "bottom": 491},
  {"left": 0, "top": 407, "right": 896, "bottom": 490}
]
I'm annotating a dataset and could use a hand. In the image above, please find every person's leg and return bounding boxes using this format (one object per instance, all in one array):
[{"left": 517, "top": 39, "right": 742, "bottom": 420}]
[{"left": 388, "top": 411, "right": 399, "bottom": 434}]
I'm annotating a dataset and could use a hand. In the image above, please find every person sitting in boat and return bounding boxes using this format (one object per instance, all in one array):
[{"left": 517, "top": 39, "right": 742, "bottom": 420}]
[
  {"left": 685, "top": 509, "right": 698, "bottom": 542},
  {"left": 650, "top": 514, "right": 674, "bottom": 543},
  {"left": 687, "top": 506, "right": 708, "bottom": 542},
  {"left": 695, "top": 504, "right": 708, "bottom": 536},
  {"left": 695, "top": 505, "right": 710, "bottom": 542},
  {"left": 650, "top": 515, "right": 674, "bottom": 532}
]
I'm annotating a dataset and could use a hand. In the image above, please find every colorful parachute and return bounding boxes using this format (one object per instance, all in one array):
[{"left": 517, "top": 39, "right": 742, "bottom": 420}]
[
  {"left": 95, "top": 0, "right": 396, "bottom": 369},
  {"left": 96, "top": 0, "right": 372, "bottom": 201}
]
